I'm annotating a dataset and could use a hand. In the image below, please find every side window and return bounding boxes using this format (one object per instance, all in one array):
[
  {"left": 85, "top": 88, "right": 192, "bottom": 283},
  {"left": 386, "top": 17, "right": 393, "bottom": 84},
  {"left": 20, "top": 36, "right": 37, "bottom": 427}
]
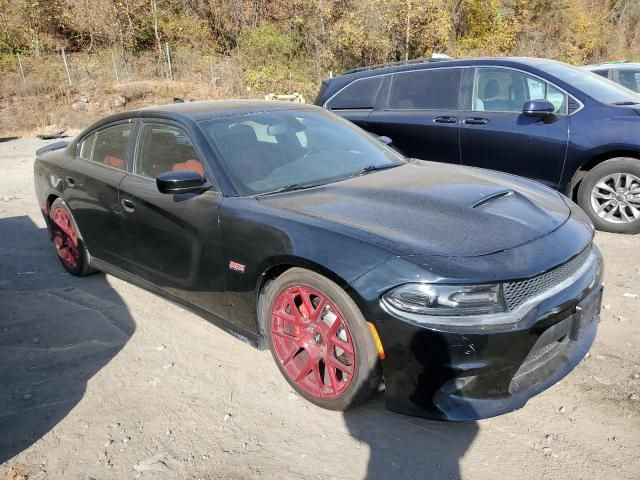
[
  {"left": 326, "top": 76, "right": 384, "bottom": 110},
  {"left": 617, "top": 69, "right": 640, "bottom": 93},
  {"left": 474, "top": 68, "right": 567, "bottom": 115},
  {"left": 78, "top": 132, "right": 96, "bottom": 160},
  {"left": 92, "top": 123, "right": 133, "bottom": 170},
  {"left": 388, "top": 68, "right": 462, "bottom": 110},
  {"left": 136, "top": 124, "right": 205, "bottom": 179},
  {"left": 592, "top": 69, "right": 609, "bottom": 79},
  {"left": 546, "top": 84, "right": 567, "bottom": 115}
]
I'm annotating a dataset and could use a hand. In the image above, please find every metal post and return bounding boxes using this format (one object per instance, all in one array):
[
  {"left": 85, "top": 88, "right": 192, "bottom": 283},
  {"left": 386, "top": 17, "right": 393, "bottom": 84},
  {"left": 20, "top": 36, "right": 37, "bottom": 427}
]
[
  {"left": 16, "top": 53, "right": 26, "bottom": 83},
  {"left": 165, "top": 42, "right": 173, "bottom": 81},
  {"left": 112, "top": 51, "right": 120, "bottom": 83},
  {"left": 61, "top": 47, "right": 72, "bottom": 86}
]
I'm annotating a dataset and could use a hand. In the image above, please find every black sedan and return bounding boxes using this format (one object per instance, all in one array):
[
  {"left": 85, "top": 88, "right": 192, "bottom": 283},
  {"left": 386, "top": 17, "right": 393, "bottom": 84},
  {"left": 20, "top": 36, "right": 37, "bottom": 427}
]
[{"left": 34, "top": 100, "right": 603, "bottom": 420}]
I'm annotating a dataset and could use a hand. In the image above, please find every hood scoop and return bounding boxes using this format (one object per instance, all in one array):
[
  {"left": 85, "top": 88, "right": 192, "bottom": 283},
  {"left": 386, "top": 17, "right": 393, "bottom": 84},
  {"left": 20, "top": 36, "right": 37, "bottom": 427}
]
[{"left": 472, "top": 190, "right": 513, "bottom": 208}]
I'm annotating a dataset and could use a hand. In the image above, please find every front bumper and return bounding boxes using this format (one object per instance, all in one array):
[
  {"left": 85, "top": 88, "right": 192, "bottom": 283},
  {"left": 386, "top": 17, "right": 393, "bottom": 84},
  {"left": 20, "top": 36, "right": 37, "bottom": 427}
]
[{"left": 351, "top": 245, "right": 603, "bottom": 421}]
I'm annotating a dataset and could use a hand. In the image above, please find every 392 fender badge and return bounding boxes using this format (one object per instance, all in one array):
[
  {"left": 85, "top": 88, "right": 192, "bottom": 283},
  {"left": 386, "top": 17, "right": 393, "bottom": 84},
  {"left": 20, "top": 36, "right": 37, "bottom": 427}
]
[{"left": 229, "top": 261, "right": 246, "bottom": 273}]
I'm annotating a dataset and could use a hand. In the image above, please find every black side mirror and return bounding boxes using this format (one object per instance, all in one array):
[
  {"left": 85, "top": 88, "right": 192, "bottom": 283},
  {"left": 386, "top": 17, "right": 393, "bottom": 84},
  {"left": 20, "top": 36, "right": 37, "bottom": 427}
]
[
  {"left": 157, "top": 170, "right": 207, "bottom": 194},
  {"left": 522, "top": 100, "right": 556, "bottom": 117}
]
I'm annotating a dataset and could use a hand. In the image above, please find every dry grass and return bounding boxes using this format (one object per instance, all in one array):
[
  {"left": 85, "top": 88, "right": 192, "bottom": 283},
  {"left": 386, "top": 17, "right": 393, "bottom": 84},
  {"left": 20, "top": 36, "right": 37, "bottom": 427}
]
[{"left": 0, "top": 51, "right": 249, "bottom": 136}]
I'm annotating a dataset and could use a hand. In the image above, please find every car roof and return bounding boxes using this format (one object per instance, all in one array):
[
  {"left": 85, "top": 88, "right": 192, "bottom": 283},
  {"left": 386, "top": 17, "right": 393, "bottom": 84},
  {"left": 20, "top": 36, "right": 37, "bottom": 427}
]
[
  {"left": 584, "top": 62, "right": 640, "bottom": 69},
  {"left": 137, "top": 99, "right": 316, "bottom": 121},
  {"left": 329, "top": 57, "right": 562, "bottom": 81}
]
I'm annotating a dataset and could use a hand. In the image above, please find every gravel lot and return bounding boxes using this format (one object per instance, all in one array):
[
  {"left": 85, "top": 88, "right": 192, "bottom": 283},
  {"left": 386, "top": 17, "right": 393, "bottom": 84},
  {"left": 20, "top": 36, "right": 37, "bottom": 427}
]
[{"left": 1, "top": 136, "right": 639, "bottom": 480}]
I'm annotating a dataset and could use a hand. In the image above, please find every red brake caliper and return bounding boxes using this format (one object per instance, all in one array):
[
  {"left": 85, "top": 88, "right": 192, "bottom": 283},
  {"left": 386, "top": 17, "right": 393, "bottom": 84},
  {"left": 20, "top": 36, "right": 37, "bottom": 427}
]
[
  {"left": 51, "top": 208, "right": 79, "bottom": 268},
  {"left": 271, "top": 286, "right": 356, "bottom": 399}
]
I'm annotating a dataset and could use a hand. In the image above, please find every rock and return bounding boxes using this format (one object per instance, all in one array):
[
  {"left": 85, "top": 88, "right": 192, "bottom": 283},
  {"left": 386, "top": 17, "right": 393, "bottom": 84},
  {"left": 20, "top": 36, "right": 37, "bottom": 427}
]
[
  {"left": 156, "top": 345, "right": 166, "bottom": 351},
  {"left": 223, "top": 413, "right": 232, "bottom": 422},
  {"left": 162, "top": 362, "right": 174, "bottom": 369},
  {"left": 133, "top": 452, "right": 170, "bottom": 472},
  {"left": 122, "top": 436, "right": 131, "bottom": 443},
  {"left": 603, "top": 304, "right": 611, "bottom": 310},
  {"left": 542, "top": 447, "right": 552, "bottom": 455},
  {"left": 616, "top": 315, "right": 626, "bottom": 322},
  {"left": 629, "top": 393, "right": 640, "bottom": 401},
  {"left": 632, "top": 373, "right": 639, "bottom": 380},
  {"left": 558, "top": 406, "right": 566, "bottom": 414},
  {"left": 623, "top": 292, "right": 639, "bottom": 299},
  {"left": 71, "top": 100, "right": 89, "bottom": 112},
  {"left": 113, "top": 95, "right": 127, "bottom": 107}
]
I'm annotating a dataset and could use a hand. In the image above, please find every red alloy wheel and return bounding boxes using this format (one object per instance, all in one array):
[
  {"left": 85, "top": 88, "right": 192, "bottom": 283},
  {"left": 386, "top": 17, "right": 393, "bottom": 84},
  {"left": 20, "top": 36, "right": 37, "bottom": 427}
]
[
  {"left": 50, "top": 207, "right": 79, "bottom": 268},
  {"left": 271, "top": 286, "right": 357, "bottom": 399}
]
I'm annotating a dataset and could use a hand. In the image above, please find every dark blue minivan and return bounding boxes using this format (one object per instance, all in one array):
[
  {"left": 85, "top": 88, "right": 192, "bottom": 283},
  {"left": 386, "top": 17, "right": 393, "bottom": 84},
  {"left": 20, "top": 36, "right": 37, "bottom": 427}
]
[{"left": 315, "top": 58, "right": 640, "bottom": 234}]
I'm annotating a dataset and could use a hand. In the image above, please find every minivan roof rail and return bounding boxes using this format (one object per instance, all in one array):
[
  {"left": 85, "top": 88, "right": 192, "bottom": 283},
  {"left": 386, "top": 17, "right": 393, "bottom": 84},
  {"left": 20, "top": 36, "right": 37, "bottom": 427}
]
[{"left": 342, "top": 54, "right": 453, "bottom": 75}]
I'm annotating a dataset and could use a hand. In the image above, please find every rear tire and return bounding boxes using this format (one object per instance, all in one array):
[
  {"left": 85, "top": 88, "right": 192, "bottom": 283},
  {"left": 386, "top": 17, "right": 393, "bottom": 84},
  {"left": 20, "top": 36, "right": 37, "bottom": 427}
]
[
  {"left": 49, "top": 198, "right": 94, "bottom": 276},
  {"left": 262, "top": 268, "right": 381, "bottom": 411},
  {"left": 577, "top": 157, "right": 640, "bottom": 234}
]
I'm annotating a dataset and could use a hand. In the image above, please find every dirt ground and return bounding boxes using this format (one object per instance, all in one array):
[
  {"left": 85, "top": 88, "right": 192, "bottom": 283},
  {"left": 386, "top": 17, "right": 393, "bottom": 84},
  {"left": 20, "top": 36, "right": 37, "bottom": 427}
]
[{"left": 1, "top": 136, "right": 639, "bottom": 480}]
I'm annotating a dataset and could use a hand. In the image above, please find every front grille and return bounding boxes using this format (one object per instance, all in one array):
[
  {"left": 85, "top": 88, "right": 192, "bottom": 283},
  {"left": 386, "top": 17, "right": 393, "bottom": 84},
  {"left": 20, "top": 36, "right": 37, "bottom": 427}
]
[{"left": 503, "top": 247, "right": 592, "bottom": 311}]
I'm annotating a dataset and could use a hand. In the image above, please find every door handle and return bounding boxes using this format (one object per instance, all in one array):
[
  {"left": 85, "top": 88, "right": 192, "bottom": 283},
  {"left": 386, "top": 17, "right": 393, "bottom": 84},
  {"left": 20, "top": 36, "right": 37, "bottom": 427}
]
[
  {"left": 65, "top": 176, "right": 76, "bottom": 187},
  {"left": 464, "top": 117, "right": 489, "bottom": 125},
  {"left": 121, "top": 198, "right": 135, "bottom": 213},
  {"left": 434, "top": 116, "right": 458, "bottom": 124}
]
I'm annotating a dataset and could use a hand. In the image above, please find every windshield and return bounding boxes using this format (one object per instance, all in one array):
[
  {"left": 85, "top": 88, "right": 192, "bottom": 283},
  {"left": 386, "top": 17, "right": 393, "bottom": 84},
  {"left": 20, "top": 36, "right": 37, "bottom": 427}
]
[
  {"left": 200, "top": 109, "right": 405, "bottom": 195},
  {"left": 542, "top": 62, "right": 640, "bottom": 105}
]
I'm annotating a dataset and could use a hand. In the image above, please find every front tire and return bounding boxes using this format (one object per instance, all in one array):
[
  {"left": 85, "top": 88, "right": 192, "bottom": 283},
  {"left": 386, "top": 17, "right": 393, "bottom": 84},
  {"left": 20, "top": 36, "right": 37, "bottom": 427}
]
[
  {"left": 49, "top": 198, "right": 93, "bottom": 276},
  {"left": 577, "top": 157, "right": 640, "bottom": 234},
  {"left": 262, "top": 268, "right": 381, "bottom": 411}
]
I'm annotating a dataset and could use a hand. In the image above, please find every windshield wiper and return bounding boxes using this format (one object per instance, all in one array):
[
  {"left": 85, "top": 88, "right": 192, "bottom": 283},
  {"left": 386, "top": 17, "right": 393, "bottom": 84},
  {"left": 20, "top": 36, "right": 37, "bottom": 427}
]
[
  {"left": 349, "top": 164, "right": 399, "bottom": 177},
  {"left": 612, "top": 101, "right": 640, "bottom": 105},
  {"left": 261, "top": 183, "right": 318, "bottom": 195}
]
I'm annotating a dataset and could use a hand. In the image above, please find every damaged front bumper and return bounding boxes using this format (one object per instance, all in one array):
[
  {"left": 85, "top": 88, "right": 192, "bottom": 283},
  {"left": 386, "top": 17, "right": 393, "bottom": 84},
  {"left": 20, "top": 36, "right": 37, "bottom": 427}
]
[{"left": 351, "top": 245, "right": 603, "bottom": 421}]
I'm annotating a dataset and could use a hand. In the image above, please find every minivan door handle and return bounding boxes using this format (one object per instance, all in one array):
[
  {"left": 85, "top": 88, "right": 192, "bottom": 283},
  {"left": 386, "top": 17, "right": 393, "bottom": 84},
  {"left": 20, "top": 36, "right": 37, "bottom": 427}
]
[
  {"left": 464, "top": 117, "right": 489, "bottom": 125},
  {"left": 434, "top": 116, "right": 458, "bottom": 124}
]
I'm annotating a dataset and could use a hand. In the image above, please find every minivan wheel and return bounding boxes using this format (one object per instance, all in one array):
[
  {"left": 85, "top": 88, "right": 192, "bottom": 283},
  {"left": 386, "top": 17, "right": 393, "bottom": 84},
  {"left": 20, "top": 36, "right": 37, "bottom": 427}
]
[
  {"left": 262, "top": 268, "right": 381, "bottom": 411},
  {"left": 577, "top": 157, "right": 640, "bottom": 234}
]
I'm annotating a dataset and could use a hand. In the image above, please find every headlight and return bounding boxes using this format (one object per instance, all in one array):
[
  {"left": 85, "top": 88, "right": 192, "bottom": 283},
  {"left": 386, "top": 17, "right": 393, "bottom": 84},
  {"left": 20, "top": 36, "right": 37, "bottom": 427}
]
[{"left": 382, "top": 283, "right": 505, "bottom": 316}]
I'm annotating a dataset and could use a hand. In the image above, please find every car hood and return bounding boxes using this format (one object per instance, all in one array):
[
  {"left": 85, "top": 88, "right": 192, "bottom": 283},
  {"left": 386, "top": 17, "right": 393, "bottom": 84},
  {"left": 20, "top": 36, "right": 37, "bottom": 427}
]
[{"left": 258, "top": 161, "right": 571, "bottom": 257}]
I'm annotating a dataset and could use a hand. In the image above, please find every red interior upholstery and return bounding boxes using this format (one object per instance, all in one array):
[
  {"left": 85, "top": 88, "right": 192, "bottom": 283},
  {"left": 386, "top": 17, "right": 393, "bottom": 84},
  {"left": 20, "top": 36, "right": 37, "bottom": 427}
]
[
  {"left": 172, "top": 159, "right": 205, "bottom": 177},
  {"left": 103, "top": 155, "right": 124, "bottom": 168}
]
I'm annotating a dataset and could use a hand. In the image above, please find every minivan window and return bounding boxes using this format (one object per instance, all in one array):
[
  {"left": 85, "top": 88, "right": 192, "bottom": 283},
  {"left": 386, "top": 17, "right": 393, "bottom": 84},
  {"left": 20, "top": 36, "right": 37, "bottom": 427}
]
[
  {"left": 592, "top": 69, "right": 609, "bottom": 79},
  {"left": 542, "top": 62, "right": 640, "bottom": 105},
  {"left": 473, "top": 68, "right": 567, "bottom": 114},
  {"left": 388, "top": 68, "right": 462, "bottom": 110},
  {"left": 617, "top": 69, "right": 640, "bottom": 93},
  {"left": 326, "top": 76, "right": 384, "bottom": 110}
]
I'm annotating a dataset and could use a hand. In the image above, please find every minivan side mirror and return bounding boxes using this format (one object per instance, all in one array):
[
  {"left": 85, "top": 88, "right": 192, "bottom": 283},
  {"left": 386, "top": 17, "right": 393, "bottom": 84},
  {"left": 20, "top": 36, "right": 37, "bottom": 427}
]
[
  {"left": 378, "top": 135, "right": 394, "bottom": 146},
  {"left": 157, "top": 170, "right": 207, "bottom": 194},
  {"left": 522, "top": 100, "right": 556, "bottom": 117}
]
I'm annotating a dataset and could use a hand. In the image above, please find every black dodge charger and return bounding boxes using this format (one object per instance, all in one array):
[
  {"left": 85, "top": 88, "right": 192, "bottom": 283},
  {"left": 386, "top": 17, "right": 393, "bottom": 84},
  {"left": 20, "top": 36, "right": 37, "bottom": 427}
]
[{"left": 34, "top": 100, "right": 603, "bottom": 420}]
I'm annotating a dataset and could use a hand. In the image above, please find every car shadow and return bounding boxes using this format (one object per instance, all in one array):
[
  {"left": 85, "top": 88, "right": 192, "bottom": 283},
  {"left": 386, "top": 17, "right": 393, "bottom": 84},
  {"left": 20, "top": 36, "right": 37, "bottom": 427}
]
[
  {"left": 343, "top": 328, "right": 478, "bottom": 479},
  {"left": 344, "top": 395, "right": 477, "bottom": 479},
  {"left": 0, "top": 215, "right": 135, "bottom": 464}
]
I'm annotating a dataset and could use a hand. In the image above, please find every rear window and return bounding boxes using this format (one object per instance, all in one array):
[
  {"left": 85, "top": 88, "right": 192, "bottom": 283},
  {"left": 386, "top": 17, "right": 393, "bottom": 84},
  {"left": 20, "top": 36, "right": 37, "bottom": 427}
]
[
  {"left": 326, "top": 76, "right": 384, "bottom": 110},
  {"left": 91, "top": 123, "right": 133, "bottom": 170},
  {"left": 388, "top": 68, "right": 462, "bottom": 110}
]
